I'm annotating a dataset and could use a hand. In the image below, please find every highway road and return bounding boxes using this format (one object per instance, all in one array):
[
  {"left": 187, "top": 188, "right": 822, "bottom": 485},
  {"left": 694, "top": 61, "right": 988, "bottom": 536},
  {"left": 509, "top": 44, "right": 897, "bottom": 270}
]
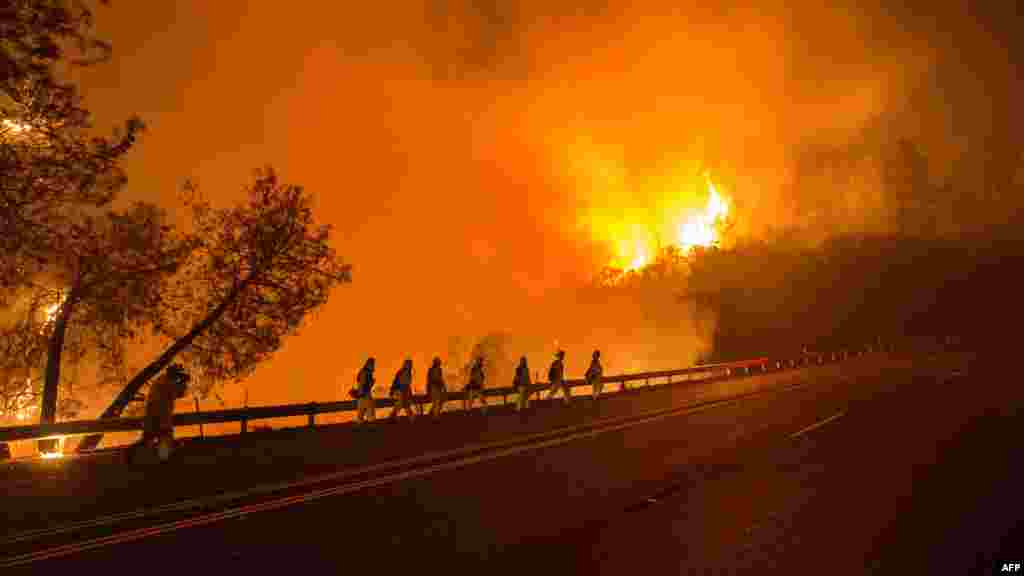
[{"left": 3, "top": 352, "right": 1021, "bottom": 574}]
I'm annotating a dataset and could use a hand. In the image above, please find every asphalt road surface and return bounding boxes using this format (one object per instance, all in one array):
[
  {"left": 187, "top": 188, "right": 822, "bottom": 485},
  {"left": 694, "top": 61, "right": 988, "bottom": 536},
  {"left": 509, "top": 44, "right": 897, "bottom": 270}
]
[{"left": 3, "top": 352, "right": 1021, "bottom": 575}]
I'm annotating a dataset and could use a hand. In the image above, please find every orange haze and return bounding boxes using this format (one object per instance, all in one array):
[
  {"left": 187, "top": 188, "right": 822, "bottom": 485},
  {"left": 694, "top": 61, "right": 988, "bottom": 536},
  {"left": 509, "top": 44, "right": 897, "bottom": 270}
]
[{"left": 63, "top": 1, "right": 1021, "bottom": 411}]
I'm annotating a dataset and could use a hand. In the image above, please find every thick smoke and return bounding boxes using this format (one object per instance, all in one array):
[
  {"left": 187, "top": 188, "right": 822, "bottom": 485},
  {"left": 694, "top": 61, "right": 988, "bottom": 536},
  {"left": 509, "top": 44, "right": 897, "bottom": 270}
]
[{"left": 444, "top": 280, "right": 716, "bottom": 389}]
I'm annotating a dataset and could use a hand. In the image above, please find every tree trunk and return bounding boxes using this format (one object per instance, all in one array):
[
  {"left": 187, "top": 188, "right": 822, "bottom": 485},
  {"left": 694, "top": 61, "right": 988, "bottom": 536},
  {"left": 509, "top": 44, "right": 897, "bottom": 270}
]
[
  {"left": 37, "top": 287, "right": 78, "bottom": 453},
  {"left": 76, "top": 277, "right": 254, "bottom": 452}
]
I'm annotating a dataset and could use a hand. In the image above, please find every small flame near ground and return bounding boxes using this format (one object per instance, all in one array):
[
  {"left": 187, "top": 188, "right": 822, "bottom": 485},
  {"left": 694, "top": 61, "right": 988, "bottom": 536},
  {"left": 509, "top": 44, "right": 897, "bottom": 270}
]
[{"left": 39, "top": 436, "right": 66, "bottom": 460}]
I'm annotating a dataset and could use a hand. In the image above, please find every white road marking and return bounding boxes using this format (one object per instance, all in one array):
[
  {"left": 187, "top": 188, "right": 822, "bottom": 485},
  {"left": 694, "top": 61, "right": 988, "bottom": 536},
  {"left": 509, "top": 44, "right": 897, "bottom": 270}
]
[{"left": 789, "top": 410, "right": 846, "bottom": 440}]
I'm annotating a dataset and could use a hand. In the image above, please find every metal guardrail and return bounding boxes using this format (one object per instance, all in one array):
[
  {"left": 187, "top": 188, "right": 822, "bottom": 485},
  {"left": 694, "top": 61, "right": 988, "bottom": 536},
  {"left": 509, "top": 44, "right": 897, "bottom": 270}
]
[{"left": 0, "top": 351, "right": 862, "bottom": 445}]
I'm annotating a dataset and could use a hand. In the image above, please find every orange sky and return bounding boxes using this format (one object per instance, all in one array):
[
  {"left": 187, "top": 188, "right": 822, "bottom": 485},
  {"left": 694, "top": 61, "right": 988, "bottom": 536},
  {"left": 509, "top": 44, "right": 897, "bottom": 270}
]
[{"left": 65, "top": 1, "right": 1019, "bottom": 409}]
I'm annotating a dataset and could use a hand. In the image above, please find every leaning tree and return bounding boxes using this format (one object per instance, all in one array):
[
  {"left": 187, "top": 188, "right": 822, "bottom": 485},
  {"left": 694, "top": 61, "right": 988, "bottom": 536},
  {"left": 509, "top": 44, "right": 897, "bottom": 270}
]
[{"left": 78, "top": 167, "right": 352, "bottom": 451}]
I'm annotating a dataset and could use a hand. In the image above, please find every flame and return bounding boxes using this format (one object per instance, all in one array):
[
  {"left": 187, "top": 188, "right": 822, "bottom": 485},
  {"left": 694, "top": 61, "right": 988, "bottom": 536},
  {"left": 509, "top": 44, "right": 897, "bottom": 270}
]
[
  {"left": 41, "top": 290, "right": 65, "bottom": 326},
  {"left": 2, "top": 119, "right": 30, "bottom": 134},
  {"left": 610, "top": 226, "right": 655, "bottom": 272},
  {"left": 43, "top": 302, "right": 60, "bottom": 323},
  {"left": 624, "top": 239, "right": 649, "bottom": 272},
  {"left": 569, "top": 139, "right": 734, "bottom": 278},
  {"left": 601, "top": 175, "right": 732, "bottom": 276},
  {"left": 39, "top": 436, "right": 66, "bottom": 459},
  {"left": 677, "top": 176, "right": 730, "bottom": 253},
  {"left": 629, "top": 247, "right": 648, "bottom": 271}
]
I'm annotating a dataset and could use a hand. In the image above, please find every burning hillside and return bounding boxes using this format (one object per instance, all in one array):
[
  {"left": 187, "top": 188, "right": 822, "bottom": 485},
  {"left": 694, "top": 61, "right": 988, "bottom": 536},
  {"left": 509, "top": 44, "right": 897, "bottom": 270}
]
[{"left": 595, "top": 173, "right": 733, "bottom": 280}]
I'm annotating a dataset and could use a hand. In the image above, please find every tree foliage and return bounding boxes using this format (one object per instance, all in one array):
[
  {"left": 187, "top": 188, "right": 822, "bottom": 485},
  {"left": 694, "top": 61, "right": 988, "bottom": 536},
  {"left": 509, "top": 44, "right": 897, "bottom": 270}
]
[
  {"left": 79, "top": 167, "right": 352, "bottom": 451},
  {"left": 35, "top": 202, "right": 194, "bottom": 422},
  {"left": 0, "top": 201, "right": 189, "bottom": 427},
  {"left": 0, "top": 1, "right": 163, "bottom": 436},
  {"left": 0, "top": 293, "right": 86, "bottom": 423},
  {"left": 0, "top": 316, "right": 48, "bottom": 422},
  {"left": 164, "top": 168, "right": 352, "bottom": 382},
  {"left": 1, "top": 0, "right": 143, "bottom": 293}
]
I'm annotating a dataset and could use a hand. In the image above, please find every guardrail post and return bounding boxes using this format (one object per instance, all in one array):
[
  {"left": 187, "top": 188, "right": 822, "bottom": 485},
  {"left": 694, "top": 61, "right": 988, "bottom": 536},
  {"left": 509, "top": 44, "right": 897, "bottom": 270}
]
[
  {"left": 308, "top": 402, "right": 317, "bottom": 428},
  {"left": 194, "top": 397, "right": 204, "bottom": 439}
]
